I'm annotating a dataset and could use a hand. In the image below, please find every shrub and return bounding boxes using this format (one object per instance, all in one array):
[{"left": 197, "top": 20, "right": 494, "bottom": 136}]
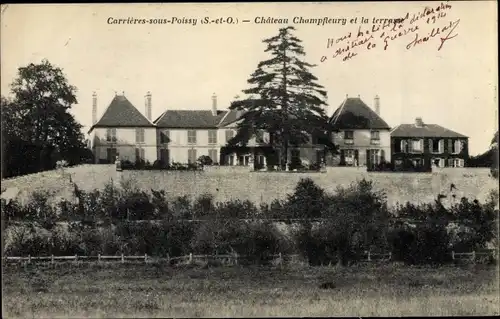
[
  {"left": 449, "top": 196, "right": 498, "bottom": 251},
  {"left": 389, "top": 221, "right": 452, "bottom": 265},
  {"left": 293, "top": 179, "right": 390, "bottom": 266},
  {"left": 285, "top": 178, "right": 326, "bottom": 219},
  {"left": 191, "top": 219, "right": 289, "bottom": 264},
  {"left": 152, "top": 160, "right": 168, "bottom": 169},
  {"left": 170, "top": 195, "right": 193, "bottom": 219},
  {"left": 1, "top": 198, "right": 26, "bottom": 223},
  {"left": 197, "top": 155, "right": 213, "bottom": 166},
  {"left": 151, "top": 189, "right": 170, "bottom": 220},
  {"left": 25, "top": 190, "right": 58, "bottom": 230},
  {"left": 215, "top": 199, "right": 259, "bottom": 219},
  {"left": 260, "top": 199, "right": 287, "bottom": 219},
  {"left": 117, "top": 189, "right": 154, "bottom": 220},
  {"left": 192, "top": 193, "right": 216, "bottom": 219}
]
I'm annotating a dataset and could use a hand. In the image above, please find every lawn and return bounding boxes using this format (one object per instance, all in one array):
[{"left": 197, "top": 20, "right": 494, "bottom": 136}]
[{"left": 2, "top": 262, "right": 499, "bottom": 318}]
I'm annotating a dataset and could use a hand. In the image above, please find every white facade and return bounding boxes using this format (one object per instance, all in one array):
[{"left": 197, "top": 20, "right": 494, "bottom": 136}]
[
  {"left": 90, "top": 127, "right": 157, "bottom": 163},
  {"left": 331, "top": 129, "right": 391, "bottom": 166}
]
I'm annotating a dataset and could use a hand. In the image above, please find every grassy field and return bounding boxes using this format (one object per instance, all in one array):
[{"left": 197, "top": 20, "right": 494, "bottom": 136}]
[
  {"left": 2, "top": 165, "right": 498, "bottom": 208},
  {"left": 2, "top": 262, "right": 499, "bottom": 318}
]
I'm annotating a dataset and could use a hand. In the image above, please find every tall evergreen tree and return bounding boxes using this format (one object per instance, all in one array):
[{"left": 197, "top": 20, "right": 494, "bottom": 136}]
[{"left": 228, "top": 26, "right": 335, "bottom": 168}]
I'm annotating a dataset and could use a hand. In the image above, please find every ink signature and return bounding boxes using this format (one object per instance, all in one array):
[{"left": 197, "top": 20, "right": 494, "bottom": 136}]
[{"left": 406, "top": 19, "right": 460, "bottom": 51}]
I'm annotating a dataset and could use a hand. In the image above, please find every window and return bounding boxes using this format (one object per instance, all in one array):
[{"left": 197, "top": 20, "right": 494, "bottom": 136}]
[
  {"left": 412, "top": 158, "right": 424, "bottom": 167},
  {"left": 410, "top": 139, "right": 423, "bottom": 153},
  {"left": 368, "top": 149, "right": 383, "bottom": 167},
  {"left": 344, "top": 130, "right": 354, "bottom": 144},
  {"left": 106, "top": 128, "right": 117, "bottom": 142},
  {"left": 370, "top": 130, "right": 380, "bottom": 140},
  {"left": 255, "top": 130, "right": 265, "bottom": 144},
  {"left": 430, "top": 139, "right": 444, "bottom": 153},
  {"left": 136, "top": 128, "right": 145, "bottom": 144},
  {"left": 344, "top": 130, "right": 354, "bottom": 139},
  {"left": 450, "top": 158, "right": 464, "bottom": 167},
  {"left": 208, "top": 149, "right": 218, "bottom": 163},
  {"left": 399, "top": 140, "right": 408, "bottom": 153},
  {"left": 225, "top": 130, "right": 234, "bottom": 143},
  {"left": 135, "top": 148, "right": 145, "bottom": 162},
  {"left": 432, "top": 158, "right": 445, "bottom": 168},
  {"left": 188, "top": 130, "right": 197, "bottom": 144},
  {"left": 452, "top": 140, "right": 463, "bottom": 154},
  {"left": 106, "top": 148, "right": 117, "bottom": 163},
  {"left": 291, "top": 149, "right": 301, "bottom": 164},
  {"left": 344, "top": 149, "right": 355, "bottom": 158},
  {"left": 343, "top": 149, "right": 357, "bottom": 165},
  {"left": 188, "top": 149, "right": 197, "bottom": 163},
  {"left": 160, "top": 130, "right": 170, "bottom": 144},
  {"left": 208, "top": 130, "right": 217, "bottom": 144}
]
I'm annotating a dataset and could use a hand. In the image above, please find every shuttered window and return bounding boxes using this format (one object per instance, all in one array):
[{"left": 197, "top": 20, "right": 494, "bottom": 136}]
[
  {"left": 208, "top": 130, "right": 217, "bottom": 144},
  {"left": 136, "top": 128, "right": 145, "bottom": 143},
  {"left": 208, "top": 149, "right": 218, "bottom": 163},
  {"left": 188, "top": 130, "right": 197, "bottom": 144},
  {"left": 135, "top": 148, "right": 145, "bottom": 162},
  {"left": 188, "top": 149, "right": 197, "bottom": 163}
]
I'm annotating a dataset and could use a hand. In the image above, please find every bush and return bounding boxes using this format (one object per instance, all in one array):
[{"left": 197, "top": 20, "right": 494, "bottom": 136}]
[
  {"left": 170, "top": 195, "right": 193, "bottom": 219},
  {"left": 367, "top": 161, "right": 393, "bottom": 172},
  {"left": 292, "top": 179, "right": 390, "bottom": 266},
  {"left": 191, "top": 219, "right": 290, "bottom": 264},
  {"left": 389, "top": 222, "right": 452, "bottom": 265},
  {"left": 197, "top": 155, "right": 213, "bottom": 166},
  {"left": 193, "top": 193, "right": 216, "bottom": 219},
  {"left": 214, "top": 199, "right": 259, "bottom": 219},
  {"left": 285, "top": 178, "right": 327, "bottom": 219}
]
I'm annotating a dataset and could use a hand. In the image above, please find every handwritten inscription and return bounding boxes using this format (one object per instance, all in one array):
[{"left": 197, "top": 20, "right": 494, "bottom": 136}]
[
  {"left": 406, "top": 19, "right": 460, "bottom": 51},
  {"left": 321, "top": 1, "right": 460, "bottom": 63}
]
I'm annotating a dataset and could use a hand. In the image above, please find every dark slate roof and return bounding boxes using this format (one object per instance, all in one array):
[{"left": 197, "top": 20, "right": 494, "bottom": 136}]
[
  {"left": 154, "top": 110, "right": 228, "bottom": 128},
  {"left": 90, "top": 95, "right": 153, "bottom": 132},
  {"left": 218, "top": 110, "right": 246, "bottom": 127},
  {"left": 390, "top": 124, "right": 468, "bottom": 138},
  {"left": 328, "top": 97, "right": 391, "bottom": 130}
]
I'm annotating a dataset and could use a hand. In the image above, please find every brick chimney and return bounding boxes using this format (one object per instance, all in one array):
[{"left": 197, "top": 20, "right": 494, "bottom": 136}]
[
  {"left": 92, "top": 92, "right": 97, "bottom": 125},
  {"left": 374, "top": 95, "right": 380, "bottom": 116},
  {"left": 145, "top": 91, "right": 152, "bottom": 120},
  {"left": 211, "top": 93, "right": 217, "bottom": 116},
  {"left": 415, "top": 117, "right": 424, "bottom": 127}
]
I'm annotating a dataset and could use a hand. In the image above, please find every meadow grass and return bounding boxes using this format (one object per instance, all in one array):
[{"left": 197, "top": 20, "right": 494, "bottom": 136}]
[{"left": 2, "top": 262, "right": 499, "bottom": 318}]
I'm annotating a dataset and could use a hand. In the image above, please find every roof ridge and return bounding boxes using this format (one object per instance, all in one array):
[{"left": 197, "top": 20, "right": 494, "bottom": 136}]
[
  {"left": 88, "top": 95, "right": 154, "bottom": 133},
  {"left": 217, "top": 109, "right": 232, "bottom": 126},
  {"left": 330, "top": 97, "right": 348, "bottom": 125},
  {"left": 390, "top": 124, "right": 401, "bottom": 133},
  {"left": 153, "top": 110, "right": 167, "bottom": 124}
]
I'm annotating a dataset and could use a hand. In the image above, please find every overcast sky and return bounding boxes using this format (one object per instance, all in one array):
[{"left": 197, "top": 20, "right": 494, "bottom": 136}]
[{"left": 1, "top": 2, "right": 497, "bottom": 155}]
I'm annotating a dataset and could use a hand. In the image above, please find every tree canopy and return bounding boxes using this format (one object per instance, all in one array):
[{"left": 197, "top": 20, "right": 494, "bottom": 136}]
[
  {"left": 1, "top": 59, "right": 92, "bottom": 178},
  {"left": 227, "top": 26, "right": 335, "bottom": 167}
]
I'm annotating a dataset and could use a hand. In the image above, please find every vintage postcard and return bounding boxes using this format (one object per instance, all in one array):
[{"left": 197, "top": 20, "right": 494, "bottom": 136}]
[{"left": 1, "top": 1, "right": 499, "bottom": 318}]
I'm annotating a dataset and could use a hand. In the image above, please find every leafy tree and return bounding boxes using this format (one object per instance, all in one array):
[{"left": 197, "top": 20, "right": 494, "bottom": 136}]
[
  {"left": 228, "top": 26, "right": 336, "bottom": 168},
  {"left": 491, "top": 131, "right": 499, "bottom": 179},
  {"left": 1, "top": 59, "right": 90, "bottom": 177}
]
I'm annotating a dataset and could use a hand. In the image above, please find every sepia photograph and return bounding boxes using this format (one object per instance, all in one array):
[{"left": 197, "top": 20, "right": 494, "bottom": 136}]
[{"left": 1, "top": 1, "right": 499, "bottom": 318}]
